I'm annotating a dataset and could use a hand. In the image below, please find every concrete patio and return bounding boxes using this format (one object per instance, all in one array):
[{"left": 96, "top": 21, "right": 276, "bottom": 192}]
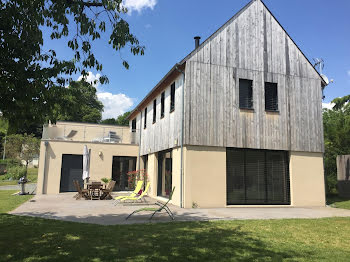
[{"left": 10, "top": 193, "right": 350, "bottom": 225}]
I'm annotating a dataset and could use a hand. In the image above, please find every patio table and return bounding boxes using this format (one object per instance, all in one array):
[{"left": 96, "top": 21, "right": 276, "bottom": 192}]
[{"left": 86, "top": 182, "right": 105, "bottom": 200}]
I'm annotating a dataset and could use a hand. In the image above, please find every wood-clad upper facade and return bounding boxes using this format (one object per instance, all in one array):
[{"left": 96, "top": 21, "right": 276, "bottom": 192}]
[{"left": 130, "top": 0, "right": 325, "bottom": 156}]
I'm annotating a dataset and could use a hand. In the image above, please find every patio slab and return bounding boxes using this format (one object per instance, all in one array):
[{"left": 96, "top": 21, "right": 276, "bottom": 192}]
[{"left": 10, "top": 193, "right": 350, "bottom": 225}]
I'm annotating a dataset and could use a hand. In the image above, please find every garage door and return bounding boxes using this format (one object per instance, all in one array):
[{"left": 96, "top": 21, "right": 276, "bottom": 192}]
[
  {"left": 226, "top": 148, "right": 290, "bottom": 205},
  {"left": 60, "top": 154, "right": 83, "bottom": 192}
]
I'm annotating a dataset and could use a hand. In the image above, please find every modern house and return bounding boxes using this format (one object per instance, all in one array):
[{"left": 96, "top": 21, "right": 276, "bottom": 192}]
[
  {"left": 37, "top": 0, "right": 326, "bottom": 208},
  {"left": 128, "top": 0, "right": 326, "bottom": 208}
]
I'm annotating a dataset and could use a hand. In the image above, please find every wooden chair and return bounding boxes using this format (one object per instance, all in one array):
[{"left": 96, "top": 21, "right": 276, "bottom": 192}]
[
  {"left": 73, "top": 180, "right": 89, "bottom": 200},
  {"left": 101, "top": 180, "right": 116, "bottom": 200},
  {"left": 89, "top": 182, "right": 102, "bottom": 200}
]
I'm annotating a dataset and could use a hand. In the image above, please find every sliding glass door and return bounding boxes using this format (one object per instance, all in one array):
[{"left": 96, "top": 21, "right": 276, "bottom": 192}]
[
  {"left": 226, "top": 148, "right": 290, "bottom": 205},
  {"left": 157, "top": 150, "right": 172, "bottom": 198}
]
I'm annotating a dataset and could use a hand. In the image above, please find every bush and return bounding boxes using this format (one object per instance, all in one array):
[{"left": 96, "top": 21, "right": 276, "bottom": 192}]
[
  {"left": 5, "top": 166, "right": 26, "bottom": 180},
  {"left": 0, "top": 159, "right": 21, "bottom": 168}
]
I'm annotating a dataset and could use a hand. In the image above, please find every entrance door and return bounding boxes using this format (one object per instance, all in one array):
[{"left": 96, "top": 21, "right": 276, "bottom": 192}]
[
  {"left": 157, "top": 150, "right": 172, "bottom": 198},
  {"left": 226, "top": 148, "right": 290, "bottom": 205},
  {"left": 60, "top": 154, "right": 83, "bottom": 192},
  {"left": 112, "top": 156, "right": 137, "bottom": 191}
]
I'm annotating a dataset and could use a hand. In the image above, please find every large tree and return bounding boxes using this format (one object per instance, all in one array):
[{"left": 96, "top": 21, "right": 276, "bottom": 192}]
[
  {"left": 0, "top": 0, "right": 144, "bottom": 133},
  {"left": 52, "top": 80, "right": 104, "bottom": 123},
  {"left": 323, "top": 94, "right": 350, "bottom": 194}
]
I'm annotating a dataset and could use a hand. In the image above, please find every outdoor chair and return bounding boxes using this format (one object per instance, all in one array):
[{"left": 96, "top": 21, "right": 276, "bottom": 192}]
[
  {"left": 100, "top": 180, "right": 116, "bottom": 200},
  {"left": 126, "top": 187, "right": 175, "bottom": 221},
  {"left": 119, "top": 182, "right": 150, "bottom": 203},
  {"left": 113, "top": 180, "right": 143, "bottom": 205},
  {"left": 73, "top": 180, "right": 89, "bottom": 200}
]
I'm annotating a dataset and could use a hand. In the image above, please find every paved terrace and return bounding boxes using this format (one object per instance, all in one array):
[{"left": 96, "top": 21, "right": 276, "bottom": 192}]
[{"left": 10, "top": 193, "right": 350, "bottom": 225}]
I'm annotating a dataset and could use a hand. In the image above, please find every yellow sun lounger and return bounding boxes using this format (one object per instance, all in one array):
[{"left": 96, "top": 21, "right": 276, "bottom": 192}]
[
  {"left": 120, "top": 182, "right": 150, "bottom": 203},
  {"left": 113, "top": 180, "right": 143, "bottom": 204}
]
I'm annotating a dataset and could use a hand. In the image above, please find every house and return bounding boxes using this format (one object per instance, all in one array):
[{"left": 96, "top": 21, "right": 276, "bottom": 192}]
[
  {"left": 37, "top": 0, "right": 326, "bottom": 208},
  {"left": 127, "top": 0, "right": 326, "bottom": 208},
  {"left": 37, "top": 121, "right": 138, "bottom": 194}
]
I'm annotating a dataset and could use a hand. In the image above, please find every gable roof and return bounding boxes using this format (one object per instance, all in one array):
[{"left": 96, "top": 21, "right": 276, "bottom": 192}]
[{"left": 128, "top": 0, "right": 325, "bottom": 120}]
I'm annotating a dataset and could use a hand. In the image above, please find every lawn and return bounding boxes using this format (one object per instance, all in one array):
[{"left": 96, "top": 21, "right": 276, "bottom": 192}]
[
  {"left": 327, "top": 195, "right": 350, "bottom": 210},
  {"left": 0, "top": 167, "right": 38, "bottom": 186},
  {"left": 0, "top": 190, "right": 33, "bottom": 213},
  {"left": 0, "top": 214, "right": 349, "bottom": 261}
]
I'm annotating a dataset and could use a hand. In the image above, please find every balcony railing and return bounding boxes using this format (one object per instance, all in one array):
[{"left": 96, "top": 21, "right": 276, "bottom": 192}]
[{"left": 42, "top": 123, "right": 138, "bottom": 145}]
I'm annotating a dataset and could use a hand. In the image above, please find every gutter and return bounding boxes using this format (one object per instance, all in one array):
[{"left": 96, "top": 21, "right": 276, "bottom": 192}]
[{"left": 175, "top": 64, "right": 185, "bottom": 208}]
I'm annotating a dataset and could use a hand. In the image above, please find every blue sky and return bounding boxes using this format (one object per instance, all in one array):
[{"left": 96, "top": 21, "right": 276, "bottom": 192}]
[{"left": 44, "top": 0, "right": 350, "bottom": 118}]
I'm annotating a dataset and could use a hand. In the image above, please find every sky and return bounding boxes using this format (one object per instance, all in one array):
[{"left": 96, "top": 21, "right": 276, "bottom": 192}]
[{"left": 43, "top": 0, "right": 350, "bottom": 118}]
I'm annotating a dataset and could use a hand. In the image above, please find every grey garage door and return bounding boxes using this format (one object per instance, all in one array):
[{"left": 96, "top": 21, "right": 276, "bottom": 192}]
[{"left": 60, "top": 154, "right": 83, "bottom": 192}]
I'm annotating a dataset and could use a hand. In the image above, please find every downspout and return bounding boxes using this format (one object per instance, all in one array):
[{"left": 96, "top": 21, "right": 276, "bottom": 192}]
[
  {"left": 137, "top": 109, "right": 142, "bottom": 171},
  {"left": 175, "top": 64, "right": 185, "bottom": 208}
]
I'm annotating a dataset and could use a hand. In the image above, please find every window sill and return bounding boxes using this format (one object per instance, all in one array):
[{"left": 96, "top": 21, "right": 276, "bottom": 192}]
[
  {"left": 152, "top": 121, "right": 156, "bottom": 124},
  {"left": 265, "top": 110, "right": 279, "bottom": 114},
  {"left": 160, "top": 115, "right": 165, "bottom": 119},
  {"left": 170, "top": 108, "right": 175, "bottom": 113},
  {"left": 239, "top": 108, "right": 254, "bottom": 112}
]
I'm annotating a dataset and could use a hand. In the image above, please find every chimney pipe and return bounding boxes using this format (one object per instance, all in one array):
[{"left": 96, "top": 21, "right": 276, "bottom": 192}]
[{"left": 194, "top": 36, "right": 201, "bottom": 49}]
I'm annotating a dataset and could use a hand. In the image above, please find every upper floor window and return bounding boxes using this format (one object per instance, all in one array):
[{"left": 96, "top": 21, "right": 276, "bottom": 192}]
[
  {"left": 153, "top": 99, "right": 157, "bottom": 123},
  {"left": 265, "top": 82, "right": 278, "bottom": 111},
  {"left": 161, "top": 91, "right": 165, "bottom": 118},
  {"left": 131, "top": 119, "right": 136, "bottom": 132},
  {"left": 239, "top": 79, "right": 253, "bottom": 109},
  {"left": 170, "top": 82, "right": 175, "bottom": 112},
  {"left": 144, "top": 107, "right": 147, "bottom": 129}
]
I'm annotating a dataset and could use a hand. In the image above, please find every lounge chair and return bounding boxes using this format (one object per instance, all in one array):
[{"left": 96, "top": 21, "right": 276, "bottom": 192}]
[
  {"left": 126, "top": 187, "right": 175, "bottom": 221},
  {"left": 73, "top": 180, "right": 89, "bottom": 200},
  {"left": 113, "top": 180, "right": 143, "bottom": 204},
  {"left": 120, "top": 182, "right": 150, "bottom": 203},
  {"left": 56, "top": 130, "right": 77, "bottom": 140},
  {"left": 100, "top": 180, "right": 116, "bottom": 200}
]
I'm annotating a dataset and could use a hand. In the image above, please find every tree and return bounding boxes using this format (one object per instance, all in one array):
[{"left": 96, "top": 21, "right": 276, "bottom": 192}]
[
  {"left": 115, "top": 111, "right": 131, "bottom": 126},
  {"left": 0, "top": 1, "right": 144, "bottom": 133},
  {"left": 323, "top": 94, "right": 350, "bottom": 194},
  {"left": 52, "top": 80, "right": 104, "bottom": 123},
  {"left": 5, "top": 134, "right": 40, "bottom": 176},
  {"left": 100, "top": 118, "right": 118, "bottom": 125}
]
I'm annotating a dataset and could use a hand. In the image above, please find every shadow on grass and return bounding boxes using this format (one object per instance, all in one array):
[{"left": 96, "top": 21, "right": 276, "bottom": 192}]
[{"left": 0, "top": 214, "right": 314, "bottom": 262}]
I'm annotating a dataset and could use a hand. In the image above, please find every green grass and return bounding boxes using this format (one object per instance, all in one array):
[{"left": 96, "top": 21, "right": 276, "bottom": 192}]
[
  {"left": 0, "top": 215, "right": 349, "bottom": 261},
  {"left": 327, "top": 195, "right": 350, "bottom": 210},
  {"left": 0, "top": 167, "right": 38, "bottom": 186},
  {"left": 0, "top": 190, "right": 33, "bottom": 213}
]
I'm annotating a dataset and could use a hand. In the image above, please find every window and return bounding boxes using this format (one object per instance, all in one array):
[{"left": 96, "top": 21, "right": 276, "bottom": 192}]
[
  {"left": 265, "top": 82, "right": 278, "bottom": 111},
  {"left": 153, "top": 99, "right": 157, "bottom": 123},
  {"left": 239, "top": 79, "right": 253, "bottom": 109},
  {"left": 131, "top": 119, "right": 136, "bottom": 132},
  {"left": 161, "top": 91, "right": 165, "bottom": 118},
  {"left": 170, "top": 82, "right": 175, "bottom": 112},
  {"left": 144, "top": 107, "right": 147, "bottom": 129}
]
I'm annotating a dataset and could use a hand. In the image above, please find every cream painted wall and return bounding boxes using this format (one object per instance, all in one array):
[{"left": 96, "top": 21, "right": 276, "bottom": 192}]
[
  {"left": 183, "top": 146, "right": 226, "bottom": 208},
  {"left": 146, "top": 153, "right": 157, "bottom": 197},
  {"left": 37, "top": 140, "right": 138, "bottom": 194},
  {"left": 289, "top": 151, "right": 325, "bottom": 206}
]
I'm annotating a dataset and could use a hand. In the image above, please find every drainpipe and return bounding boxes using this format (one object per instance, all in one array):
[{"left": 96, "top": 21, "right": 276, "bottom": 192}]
[
  {"left": 175, "top": 64, "right": 185, "bottom": 208},
  {"left": 42, "top": 141, "right": 49, "bottom": 194},
  {"left": 137, "top": 109, "right": 142, "bottom": 171}
]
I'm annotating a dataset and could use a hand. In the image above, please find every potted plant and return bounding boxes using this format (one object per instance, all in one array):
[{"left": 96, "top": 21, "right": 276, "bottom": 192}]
[{"left": 101, "top": 177, "right": 111, "bottom": 185}]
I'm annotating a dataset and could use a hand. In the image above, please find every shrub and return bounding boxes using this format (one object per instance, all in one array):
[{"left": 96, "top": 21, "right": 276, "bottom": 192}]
[
  {"left": 0, "top": 159, "right": 21, "bottom": 168},
  {"left": 6, "top": 166, "right": 26, "bottom": 180}
]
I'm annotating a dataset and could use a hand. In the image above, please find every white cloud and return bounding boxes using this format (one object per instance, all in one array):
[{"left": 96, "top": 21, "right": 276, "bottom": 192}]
[
  {"left": 98, "top": 92, "right": 134, "bottom": 119},
  {"left": 347, "top": 70, "right": 350, "bottom": 76},
  {"left": 77, "top": 72, "right": 134, "bottom": 119},
  {"left": 322, "top": 102, "right": 334, "bottom": 110},
  {"left": 123, "top": 0, "right": 157, "bottom": 13}
]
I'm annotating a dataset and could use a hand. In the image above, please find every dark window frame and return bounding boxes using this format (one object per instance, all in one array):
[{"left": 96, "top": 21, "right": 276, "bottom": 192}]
[
  {"left": 131, "top": 119, "right": 136, "bottom": 132},
  {"left": 160, "top": 91, "right": 165, "bottom": 118},
  {"left": 239, "top": 79, "right": 253, "bottom": 110},
  {"left": 144, "top": 107, "right": 147, "bottom": 129},
  {"left": 170, "top": 82, "right": 175, "bottom": 112},
  {"left": 265, "top": 82, "right": 278, "bottom": 112},
  {"left": 153, "top": 99, "right": 157, "bottom": 123}
]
